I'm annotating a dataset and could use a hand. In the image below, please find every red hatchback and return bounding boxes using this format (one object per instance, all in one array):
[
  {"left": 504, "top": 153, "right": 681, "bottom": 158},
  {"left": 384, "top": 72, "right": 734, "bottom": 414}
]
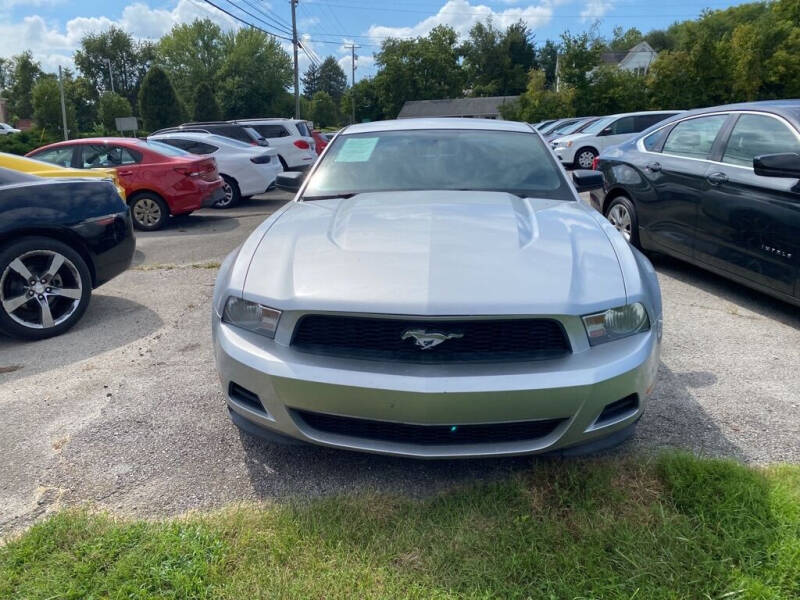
[{"left": 27, "top": 138, "right": 224, "bottom": 230}]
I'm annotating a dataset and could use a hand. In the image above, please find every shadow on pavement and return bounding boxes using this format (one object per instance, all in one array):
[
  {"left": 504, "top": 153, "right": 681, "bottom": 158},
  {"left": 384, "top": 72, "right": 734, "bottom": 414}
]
[
  {"left": 651, "top": 252, "right": 800, "bottom": 330},
  {"left": 0, "top": 294, "right": 163, "bottom": 384},
  {"left": 238, "top": 360, "right": 741, "bottom": 500}
]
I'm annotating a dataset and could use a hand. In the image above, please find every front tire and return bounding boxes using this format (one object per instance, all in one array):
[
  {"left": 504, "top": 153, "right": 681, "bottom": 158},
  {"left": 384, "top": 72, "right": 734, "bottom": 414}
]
[
  {"left": 605, "top": 195, "right": 640, "bottom": 246},
  {"left": 573, "top": 147, "right": 597, "bottom": 170},
  {"left": 214, "top": 175, "right": 241, "bottom": 209},
  {"left": 0, "top": 237, "right": 92, "bottom": 340},
  {"left": 130, "top": 193, "right": 168, "bottom": 231}
]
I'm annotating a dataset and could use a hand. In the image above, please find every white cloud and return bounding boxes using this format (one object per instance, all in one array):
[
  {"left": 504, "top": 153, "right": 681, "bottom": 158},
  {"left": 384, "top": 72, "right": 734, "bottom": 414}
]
[
  {"left": 0, "top": 0, "right": 238, "bottom": 72},
  {"left": 580, "top": 0, "right": 614, "bottom": 21},
  {"left": 366, "top": 0, "right": 554, "bottom": 42},
  {"left": 299, "top": 16, "right": 319, "bottom": 28}
]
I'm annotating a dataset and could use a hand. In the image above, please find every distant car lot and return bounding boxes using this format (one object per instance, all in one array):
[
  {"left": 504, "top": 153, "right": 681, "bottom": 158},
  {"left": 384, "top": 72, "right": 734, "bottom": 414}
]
[{"left": 1, "top": 189, "right": 798, "bottom": 536}]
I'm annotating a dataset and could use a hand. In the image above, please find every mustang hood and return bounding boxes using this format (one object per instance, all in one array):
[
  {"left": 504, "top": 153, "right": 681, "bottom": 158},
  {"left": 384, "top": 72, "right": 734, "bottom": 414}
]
[{"left": 243, "top": 191, "right": 626, "bottom": 315}]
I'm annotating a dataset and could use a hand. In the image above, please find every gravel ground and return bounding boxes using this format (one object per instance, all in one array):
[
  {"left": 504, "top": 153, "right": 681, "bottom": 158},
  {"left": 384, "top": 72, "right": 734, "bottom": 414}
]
[{"left": 1, "top": 191, "right": 798, "bottom": 537}]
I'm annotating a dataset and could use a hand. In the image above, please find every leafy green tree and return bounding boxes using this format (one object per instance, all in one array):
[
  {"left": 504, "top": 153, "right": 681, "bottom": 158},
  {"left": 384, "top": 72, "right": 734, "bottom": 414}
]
[
  {"left": 138, "top": 66, "right": 184, "bottom": 131},
  {"left": 538, "top": 39, "right": 559, "bottom": 89},
  {"left": 301, "top": 63, "right": 320, "bottom": 99},
  {"left": 192, "top": 82, "right": 221, "bottom": 121},
  {"left": 557, "top": 30, "right": 603, "bottom": 115},
  {"left": 215, "top": 28, "right": 292, "bottom": 119},
  {"left": 608, "top": 27, "right": 644, "bottom": 52},
  {"left": 157, "top": 19, "right": 225, "bottom": 108},
  {"left": 6, "top": 51, "right": 43, "bottom": 119},
  {"left": 729, "top": 23, "right": 763, "bottom": 101},
  {"left": 310, "top": 91, "right": 338, "bottom": 127},
  {"left": 0, "top": 58, "right": 9, "bottom": 91},
  {"left": 66, "top": 75, "right": 99, "bottom": 133},
  {"left": 98, "top": 92, "right": 132, "bottom": 132},
  {"left": 644, "top": 29, "right": 675, "bottom": 52},
  {"left": 588, "top": 65, "right": 649, "bottom": 114},
  {"left": 646, "top": 51, "right": 695, "bottom": 109},
  {"left": 374, "top": 25, "right": 463, "bottom": 118},
  {"left": 340, "top": 78, "right": 384, "bottom": 124},
  {"left": 32, "top": 76, "right": 76, "bottom": 136},
  {"left": 74, "top": 27, "right": 156, "bottom": 110},
  {"left": 461, "top": 20, "right": 536, "bottom": 97},
  {"left": 502, "top": 69, "right": 574, "bottom": 122},
  {"left": 317, "top": 57, "right": 347, "bottom": 102}
]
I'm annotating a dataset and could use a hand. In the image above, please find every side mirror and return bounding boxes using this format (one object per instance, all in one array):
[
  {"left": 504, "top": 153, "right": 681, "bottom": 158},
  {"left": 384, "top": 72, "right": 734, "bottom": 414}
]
[
  {"left": 572, "top": 169, "right": 604, "bottom": 193},
  {"left": 598, "top": 127, "right": 612, "bottom": 137},
  {"left": 753, "top": 153, "right": 800, "bottom": 179},
  {"left": 276, "top": 171, "right": 305, "bottom": 193}
]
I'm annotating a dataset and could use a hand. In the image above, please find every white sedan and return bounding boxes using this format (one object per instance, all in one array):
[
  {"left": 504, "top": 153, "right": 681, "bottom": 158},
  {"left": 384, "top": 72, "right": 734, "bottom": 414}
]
[
  {"left": 0, "top": 122, "right": 21, "bottom": 135},
  {"left": 148, "top": 132, "right": 281, "bottom": 208}
]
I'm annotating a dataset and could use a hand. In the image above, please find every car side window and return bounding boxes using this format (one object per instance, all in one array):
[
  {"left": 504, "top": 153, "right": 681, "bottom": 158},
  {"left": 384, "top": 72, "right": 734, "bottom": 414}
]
[
  {"left": 609, "top": 116, "right": 636, "bottom": 135},
  {"left": 81, "top": 144, "right": 139, "bottom": 168},
  {"left": 635, "top": 114, "right": 672, "bottom": 131},
  {"left": 32, "top": 147, "right": 74, "bottom": 167},
  {"left": 157, "top": 139, "right": 191, "bottom": 151},
  {"left": 722, "top": 114, "right": 800, "bottom": 167},
  {"left": 642, "top": 127, "right": 670, "bottom": 152},
  {"left": 662, "top": 115, "right": 728, "bottom": 159}
]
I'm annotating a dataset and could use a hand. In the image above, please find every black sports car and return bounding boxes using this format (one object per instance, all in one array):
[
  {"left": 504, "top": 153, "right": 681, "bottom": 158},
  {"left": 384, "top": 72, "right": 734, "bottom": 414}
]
[
  {"left": 591, "top": 100, "right": 800, "bottom": 307},
  {"left": 0, "top": 168, "right": 135, "bottom": 339}
]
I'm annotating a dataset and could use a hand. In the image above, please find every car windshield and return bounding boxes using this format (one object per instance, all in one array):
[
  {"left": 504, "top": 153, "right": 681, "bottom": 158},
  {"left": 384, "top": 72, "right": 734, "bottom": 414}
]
[
  {"left": 209, "top": 134, "right": 251, "bottom": 148},
  {"left": 303, "top": 129, "right": 573, "bottom": 201},
  {"left": 562, "top": 118, "right": 597, "bottom": 135},
  {"left": 138, "top": 140, "right": 190, "bottom": 156},
  {"left": 580, "top": 116, "right": 616, "bottom": 135}
]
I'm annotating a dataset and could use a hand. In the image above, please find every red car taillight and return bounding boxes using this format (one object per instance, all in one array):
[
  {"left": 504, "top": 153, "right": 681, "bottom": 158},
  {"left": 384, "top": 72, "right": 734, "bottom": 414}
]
[
  {"left": 174, "top": 166, "right": 202, "bottom": 177},
  {"left": 294, "top": 140, "right": 310, "bottom": 149}
]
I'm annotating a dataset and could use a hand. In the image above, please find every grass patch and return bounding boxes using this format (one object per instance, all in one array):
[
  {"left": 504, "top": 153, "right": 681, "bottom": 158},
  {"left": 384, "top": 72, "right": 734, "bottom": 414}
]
[{"left": 2, "top": 453, "right": 798, "bottom": 599}]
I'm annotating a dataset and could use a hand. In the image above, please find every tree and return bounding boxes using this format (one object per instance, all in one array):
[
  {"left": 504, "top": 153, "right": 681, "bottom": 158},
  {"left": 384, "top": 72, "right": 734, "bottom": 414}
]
[
  {"left": 374, "top": 25, "right": 463, "bottom": 118},
  {"left": 729, "top": 23, "right": 763, "bottom": 101},
  {"left": 460, "top": 20, "right": 535, "bottom": 97},
  {"left": 74, "top": 27, "right": 156, "bottom": 110},
  {"left": 138, "top": 66, "right": 184, "bottom": 131},
  {"left": 310, "top": 91, "right": 338, "bottom": 127},
  {"left": 157, "top": 19, "right": 225, "bottom": 108},
  {"left": 502, "top": 69, "right": 574, "bottom": 122},
  {"left": 98, "top": 92, "right": 132, "bottom": 132},
  {"left": 340, "top": 78, "right": 384, "bottom": 124},
  {"left": 557, "top": 30, "right": 603, "bottom": 115},
  {"left": 0, "top": 58, "right": 9, "bottom": 92},
  {"left": 301, "top": 63, "right": 320, "bottom": 99},
  {"left": 32, "top": 76, "right": 75, "bottom": 136},
  {"left": 6, "top": 51, "right": 43, "bottom": 119},
  {"left": 317, "top": 57, "right": 347, "bottom": 102},
  {"left": 587, "top": 65, "right": 649, "bottom": 114},
  {"left": 66, "top": 75, "right": 99, "bottom": 133},
  {"left": 192, "top": 82, "right": 221, "bottom": 121},
  {"left": 608, "top": 27, "right": 644, "bottom": 52},
  {"left": 538, "top": 39, "right": 559, "bottom": 89},
  {"left": 215, "top": 28, "right": 292, "bottom": 118}
]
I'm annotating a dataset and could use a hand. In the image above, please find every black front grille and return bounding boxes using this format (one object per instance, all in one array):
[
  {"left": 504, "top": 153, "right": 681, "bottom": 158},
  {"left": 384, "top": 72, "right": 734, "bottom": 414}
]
[
  {"left": 291, "top": 315, "right": 571, "bottom": 363},
  {"left": 293, "top": 409, "right": 566, "bottom": 445}
]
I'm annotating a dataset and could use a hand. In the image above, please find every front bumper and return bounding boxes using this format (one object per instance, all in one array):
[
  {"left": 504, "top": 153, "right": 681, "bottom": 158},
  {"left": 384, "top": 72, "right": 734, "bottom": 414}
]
[{"left": 212, "top": 314, "right": 660, "bottom": 458}]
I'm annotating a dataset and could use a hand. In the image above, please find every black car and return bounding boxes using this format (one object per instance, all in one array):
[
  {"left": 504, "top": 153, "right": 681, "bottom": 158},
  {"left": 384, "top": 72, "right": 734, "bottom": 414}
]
[
  {"left": 591, "top": 100, "right": 800, "bottom": 307},
  {"left": 151, "top": 122, "right": 268, "bottom": 146},
  {"left": 0, "top": 168, "right": 135, "bottom": 339}
]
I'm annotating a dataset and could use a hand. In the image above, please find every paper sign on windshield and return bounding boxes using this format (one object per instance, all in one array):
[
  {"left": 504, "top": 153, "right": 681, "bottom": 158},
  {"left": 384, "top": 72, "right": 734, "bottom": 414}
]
[{"left": 335, "top": 137, "right": 378, "bottom": 162}]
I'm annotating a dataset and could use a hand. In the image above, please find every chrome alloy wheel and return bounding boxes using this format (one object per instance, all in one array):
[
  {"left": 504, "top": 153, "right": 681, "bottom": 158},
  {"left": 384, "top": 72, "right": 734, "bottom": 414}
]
[
  {"left": 0, "top": 250, "right": 82, "bottom": 329},
  {"left": 577, "top": 150, "right": 595, "bottom": 169},
  {"left": 132, "top": 197, "right": 162, "bottom": 227},
  {"left": 607, "top": 203, "right": 633, "bottom": 241}
]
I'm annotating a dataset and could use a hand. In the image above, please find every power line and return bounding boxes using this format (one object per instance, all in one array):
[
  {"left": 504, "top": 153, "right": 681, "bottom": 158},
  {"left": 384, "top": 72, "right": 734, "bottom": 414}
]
[
  {"left": 222, "top": 0, "right": 294, "bottom": 37},
  {"left": 201, "top": 0, "right": 293, "bottom": 41},
  {"left": 234, "top": 0, "right": 293, "bottom": 35}
]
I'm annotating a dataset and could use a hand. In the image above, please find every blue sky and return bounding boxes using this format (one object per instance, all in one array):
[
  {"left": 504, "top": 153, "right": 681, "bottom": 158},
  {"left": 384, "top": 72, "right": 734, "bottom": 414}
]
[{"left": 0, "top": 0, "right": 749, "bottom": 78}]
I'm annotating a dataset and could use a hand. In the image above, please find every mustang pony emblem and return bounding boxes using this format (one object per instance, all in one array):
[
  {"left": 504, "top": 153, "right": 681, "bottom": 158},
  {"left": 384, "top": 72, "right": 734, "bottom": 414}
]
[{"left": 401, "top": 329, "right": 464, "bottom": 350}]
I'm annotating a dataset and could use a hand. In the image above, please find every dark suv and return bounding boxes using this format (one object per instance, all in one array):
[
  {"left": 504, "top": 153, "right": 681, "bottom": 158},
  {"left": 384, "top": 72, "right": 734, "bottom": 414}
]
[
  {"left": 152, "top": 122, "right": 268, "bottom": 146},
  {"left": 591, "top": 100, "right": 800, "bottom": 307}
]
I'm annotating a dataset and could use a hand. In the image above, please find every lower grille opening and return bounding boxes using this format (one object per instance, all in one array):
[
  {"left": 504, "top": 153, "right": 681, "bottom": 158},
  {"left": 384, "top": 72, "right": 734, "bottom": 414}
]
[
  {"left": 596, "top": 394, "right": 638, "bottom": 425},
  {"left": 292, "top": 409, "right": 566, "bottom": 446},
  {"left": 228, "top": 382, "right": 266, "bottom": 414}
]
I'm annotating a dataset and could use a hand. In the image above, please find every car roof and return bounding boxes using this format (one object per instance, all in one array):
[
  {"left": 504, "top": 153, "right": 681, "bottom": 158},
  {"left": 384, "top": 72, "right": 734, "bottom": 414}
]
[
  {"left": 342, "top": 118, "right": 534, "bottom": 135},
  {"left": 235, "top": 118, "right": 301, "bottom": 123},
  {"left": 671, "top": 100, "right": 800, "bottom": 124}
]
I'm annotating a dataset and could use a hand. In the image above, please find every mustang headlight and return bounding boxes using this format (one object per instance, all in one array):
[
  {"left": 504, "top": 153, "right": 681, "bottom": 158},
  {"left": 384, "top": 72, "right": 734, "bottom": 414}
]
[
  {"left": 222, "top": 297, "right": 281, "bottom": 338},
  {"left": 582, "top": 303, "right": 649, "bottom": 345}
]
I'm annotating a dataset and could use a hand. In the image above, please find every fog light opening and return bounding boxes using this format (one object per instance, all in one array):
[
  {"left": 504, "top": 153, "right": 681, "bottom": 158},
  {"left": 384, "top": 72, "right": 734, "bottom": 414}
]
[
  {"left": 228, "top": 382, "right": 268, "bottom": 415},
  {"left": 595, "top": 394, "right": 639, "bottom": 426}
]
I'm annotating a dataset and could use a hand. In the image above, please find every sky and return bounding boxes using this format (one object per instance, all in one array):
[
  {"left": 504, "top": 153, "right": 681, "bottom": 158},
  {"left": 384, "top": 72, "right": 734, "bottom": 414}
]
[{"left": 0, "top": 0, "right": 750, "bottom": 80}]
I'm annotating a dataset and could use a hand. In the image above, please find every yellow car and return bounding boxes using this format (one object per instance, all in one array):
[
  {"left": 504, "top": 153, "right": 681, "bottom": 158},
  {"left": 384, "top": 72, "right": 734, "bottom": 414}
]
[{"left": 0, "top": 152, "right": 126, "bottom": 200}]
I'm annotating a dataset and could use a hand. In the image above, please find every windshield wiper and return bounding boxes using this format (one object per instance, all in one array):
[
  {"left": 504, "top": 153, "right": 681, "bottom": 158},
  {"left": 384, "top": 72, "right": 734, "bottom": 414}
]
[{"left": 301, "top": 192, "right": 359, "bottom": 201}]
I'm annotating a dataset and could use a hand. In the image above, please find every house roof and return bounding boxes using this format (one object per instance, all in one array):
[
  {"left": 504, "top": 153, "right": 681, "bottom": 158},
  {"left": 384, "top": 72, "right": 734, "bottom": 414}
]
[
  {"left": 600, "top": 41, "right": 656, "bottom": 65},
  {"left": 397, "top": 96, "right": 519, "bottom": 119}
]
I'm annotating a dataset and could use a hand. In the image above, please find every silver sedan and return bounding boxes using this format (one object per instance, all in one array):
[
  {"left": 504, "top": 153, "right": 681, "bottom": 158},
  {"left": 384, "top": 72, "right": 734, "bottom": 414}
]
[{"left": 212, "top": 118, "right": 662, "bottom": 458}]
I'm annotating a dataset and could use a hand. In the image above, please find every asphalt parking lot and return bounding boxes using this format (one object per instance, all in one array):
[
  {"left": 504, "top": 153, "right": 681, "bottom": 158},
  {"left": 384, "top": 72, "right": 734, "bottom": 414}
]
[{"left": 1, "top": 191, "right": 799, "bottom": 536}]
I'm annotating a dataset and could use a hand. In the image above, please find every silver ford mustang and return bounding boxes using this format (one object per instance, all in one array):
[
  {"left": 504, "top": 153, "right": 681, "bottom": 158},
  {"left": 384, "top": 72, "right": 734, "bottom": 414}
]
[{"left": 212, "top": 118, "right": 662, "bottom": 458}]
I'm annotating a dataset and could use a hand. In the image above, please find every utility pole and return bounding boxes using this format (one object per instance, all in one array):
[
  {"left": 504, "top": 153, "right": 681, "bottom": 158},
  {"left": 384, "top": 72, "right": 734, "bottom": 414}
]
[
  {"left": 291, "top": 0, "right": 299, "bottom": 118},
  {"left": 105, "top": 58, "right": 114, "bottom": 93},
  {"left": 345, "top": 43, "right": 360, "bottom": 124},
  {"left": 57, "top": 65, "right": 68, "bottom": 140}
]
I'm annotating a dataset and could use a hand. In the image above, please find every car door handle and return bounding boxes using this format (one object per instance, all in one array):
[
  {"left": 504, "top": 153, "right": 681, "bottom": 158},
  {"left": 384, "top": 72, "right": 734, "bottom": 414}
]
[
  {"left": 707, "top": 172, "right": 728, "bottom": 185},
  {"left": 117, "top": 170, "right": 133, "bottom": 176},
  {"left": 645, "top": 162, "right": 661, "bottom": 172}
]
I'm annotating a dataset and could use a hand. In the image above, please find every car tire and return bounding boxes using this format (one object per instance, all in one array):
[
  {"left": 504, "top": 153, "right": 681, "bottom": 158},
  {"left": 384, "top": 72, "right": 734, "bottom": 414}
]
[
  {"left": 130, "top": 193, "right": 168, "bottom": 231},
  {"left": 573, "top": 147, "right": 598, "bottom": 170},
  {"left": 214, "top": 175, "right": 241, "bottom": 209},
  {"left": 0, "top": 236, "right": 92, "bottom": 340},
  {"left": 605, "top": 195, "right": 640, "bottom": 246}
]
